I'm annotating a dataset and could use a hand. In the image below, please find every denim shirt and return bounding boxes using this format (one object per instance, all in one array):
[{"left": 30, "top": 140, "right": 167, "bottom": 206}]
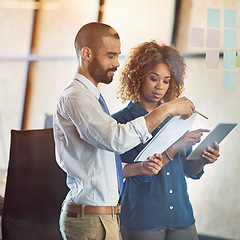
[{"left": 112, "top": 101, "right": 203, "bottom": 230}]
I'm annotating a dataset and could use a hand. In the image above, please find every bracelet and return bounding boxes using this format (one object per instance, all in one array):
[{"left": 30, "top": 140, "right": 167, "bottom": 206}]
[{"left": 165, "top": 150, "right": 173, "bottom": 161}]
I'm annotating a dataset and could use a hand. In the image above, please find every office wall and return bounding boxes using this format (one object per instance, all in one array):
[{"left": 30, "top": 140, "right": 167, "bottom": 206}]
[
  {"left": 177, "top": 1, "right": 240, "bottom": 238},
  {"left": 185, "top": 57, "right": 240, "bottom": 238},
  {"left": 0, "top": 0, "right": 239, "bottom": 238}
]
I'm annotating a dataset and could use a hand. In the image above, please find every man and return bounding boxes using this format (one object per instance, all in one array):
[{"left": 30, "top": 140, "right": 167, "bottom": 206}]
[{"left": 53, "top": 22, "right": 195, "bottom": 240}]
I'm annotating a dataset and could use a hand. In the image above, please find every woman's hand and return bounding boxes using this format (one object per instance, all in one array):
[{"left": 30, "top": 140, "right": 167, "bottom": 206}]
[
  {"left": 187, "top": 142, "right": 220, "bottom": 176},
  {"left": 123, "top": 153, "right": 163, "bottom": 178},
  {"left": 201, "top": 141, "right": 220, "bottom": 164},
  {"left": 141, "top": 153, "right": 164, "bottom": 177},
  {"left": 173, "top": 129, "right": 210, "bottom": 152}
]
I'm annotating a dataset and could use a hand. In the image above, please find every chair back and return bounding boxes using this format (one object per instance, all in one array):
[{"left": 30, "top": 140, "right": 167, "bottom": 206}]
[{"left": 1, "top": 128, "right": 68, "bottom": 240}]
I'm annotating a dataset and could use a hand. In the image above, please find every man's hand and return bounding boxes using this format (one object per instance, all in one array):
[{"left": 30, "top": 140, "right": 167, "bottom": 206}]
[
  {"left": 166, "top": 96, "right": 195, "bottom": 120},
  {"left": 144, "top": 96, "right": 195, "bottom": 134}
]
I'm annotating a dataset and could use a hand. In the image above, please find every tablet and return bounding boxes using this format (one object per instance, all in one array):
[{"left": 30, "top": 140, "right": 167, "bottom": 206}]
[{"left": 187, "top": 123, "right": 237, "bottom": 160}]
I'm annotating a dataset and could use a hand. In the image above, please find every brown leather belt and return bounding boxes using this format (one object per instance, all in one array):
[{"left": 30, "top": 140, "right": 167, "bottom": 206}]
[{"left": 63, "top": 203, "right": 121, "bottom": 216}]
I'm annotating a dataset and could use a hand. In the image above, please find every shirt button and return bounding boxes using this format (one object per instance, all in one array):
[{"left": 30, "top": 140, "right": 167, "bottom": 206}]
[
  {"left": 169, "top": 189, "right": 173, "bottom": 194},
  {"left": 166, "top": 172, "right": 170, "bottom": 176},
  {"left": 169, "top": 206, "right": 174, "bottom": 210}
]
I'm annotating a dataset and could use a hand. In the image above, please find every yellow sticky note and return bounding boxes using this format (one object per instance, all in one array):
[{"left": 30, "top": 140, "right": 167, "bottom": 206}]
[{"left": 236, "top": 51, "right": 240, "bottom": 68}]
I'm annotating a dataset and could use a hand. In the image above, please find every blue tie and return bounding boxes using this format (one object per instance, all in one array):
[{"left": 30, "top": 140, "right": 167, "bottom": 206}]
[{"left": 98, "top": 94, "right": 123, "bottom": 195}]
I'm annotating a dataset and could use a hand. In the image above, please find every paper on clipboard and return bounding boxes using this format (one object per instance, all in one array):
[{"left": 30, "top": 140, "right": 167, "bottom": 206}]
[{"left": 134, "top": 113, "right": 197, "bottom": 162}]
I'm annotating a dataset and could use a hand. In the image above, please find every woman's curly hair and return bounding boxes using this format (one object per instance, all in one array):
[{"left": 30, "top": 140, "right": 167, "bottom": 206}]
[{"left": 117, "top": 41, "right": 186, "bottom": 103}]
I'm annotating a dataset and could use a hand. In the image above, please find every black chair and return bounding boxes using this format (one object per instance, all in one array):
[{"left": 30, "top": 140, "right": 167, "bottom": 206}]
[{"left": 1, "top": 128, "right": 69, "bottom": 240}]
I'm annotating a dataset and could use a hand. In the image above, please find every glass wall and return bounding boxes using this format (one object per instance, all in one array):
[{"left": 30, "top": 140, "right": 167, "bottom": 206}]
[{"left": 0, "top": 0, "right": 239, "bottom": 238}]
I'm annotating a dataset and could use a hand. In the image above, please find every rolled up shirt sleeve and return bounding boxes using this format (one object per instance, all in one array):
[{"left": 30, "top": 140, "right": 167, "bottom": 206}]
[
  {"left": 129, "top": 117, "right": 152, "bottom": 144},
  {"left": 56, "top": 85, "right": 152, "bottom": 155}
]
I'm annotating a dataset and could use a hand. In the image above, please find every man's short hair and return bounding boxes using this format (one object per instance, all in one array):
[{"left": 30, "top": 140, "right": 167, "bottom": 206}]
[{"left": 74, "top": 22, "right": 120, "bottom": 57}]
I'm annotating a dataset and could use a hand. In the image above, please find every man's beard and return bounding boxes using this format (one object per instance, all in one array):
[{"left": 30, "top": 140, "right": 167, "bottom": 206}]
[{"left": 88, "top": 55, "right": 117, "bottom": 84}]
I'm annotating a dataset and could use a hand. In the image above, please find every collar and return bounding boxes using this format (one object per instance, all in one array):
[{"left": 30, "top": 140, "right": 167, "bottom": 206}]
[
  {"left": 74, "top": 73, "right": 100, "bottom": 99},
  {"left": 127, "top": 101, "right": 173, "bottom": 129}
]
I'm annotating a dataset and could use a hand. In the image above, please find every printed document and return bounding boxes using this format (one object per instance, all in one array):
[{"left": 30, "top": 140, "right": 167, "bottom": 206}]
[{"left": 134, "top": 113, "right": 197, "bottom": 162}]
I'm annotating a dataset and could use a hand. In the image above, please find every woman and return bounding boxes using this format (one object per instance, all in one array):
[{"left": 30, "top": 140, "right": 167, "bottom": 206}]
[{"left": 112, "top": 41, "right": 220, "bottom": 240}]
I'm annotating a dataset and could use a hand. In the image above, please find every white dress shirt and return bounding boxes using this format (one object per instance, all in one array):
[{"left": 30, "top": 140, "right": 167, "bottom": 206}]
[{"left": 53, "top": 73, "right": 152, "bottom": 206}]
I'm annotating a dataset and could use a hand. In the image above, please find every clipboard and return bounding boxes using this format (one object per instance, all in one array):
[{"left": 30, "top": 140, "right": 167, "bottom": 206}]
[
  {"left": 134, "top": 113, "right": 197, "bottom": 162},
  {"left": 187, "top": 122, "right": 237, "bottom": 160}
]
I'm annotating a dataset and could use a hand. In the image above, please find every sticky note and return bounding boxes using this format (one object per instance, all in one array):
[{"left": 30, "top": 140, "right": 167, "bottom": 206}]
[
  {"left": 224, "top": 51, "right": 236, "bottom": 69},
  {"left": 223, "top": 71, "right": 236, "bottom": 90},
  {"left": 207, "top": 8, "right": 220, "bottom": 28},
  {"left": 191, "top": 28, "right": 204, "bottom": 47},
  {"left": 206, "top": 50, "right": 219, "bottom": 69},
  {"left": 224, "top": 9, "right": 237, "bottom": 28},
  {"left": 207, "top": 29, "right": 220, "bottom": 48},
  {"left": 236, "top": 51, "right": 240, "bottom": 67},
  {"left": 224, "top": 30, "right": 237, "bottom": 48}
]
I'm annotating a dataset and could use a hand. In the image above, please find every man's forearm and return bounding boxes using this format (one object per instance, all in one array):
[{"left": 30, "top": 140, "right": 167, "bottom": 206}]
[
  {"left": 144, "top": 97, "right": 195, "bottom": 134},
  {"left": 144, "top": 104, "right": 170, "bottom": 133}
]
